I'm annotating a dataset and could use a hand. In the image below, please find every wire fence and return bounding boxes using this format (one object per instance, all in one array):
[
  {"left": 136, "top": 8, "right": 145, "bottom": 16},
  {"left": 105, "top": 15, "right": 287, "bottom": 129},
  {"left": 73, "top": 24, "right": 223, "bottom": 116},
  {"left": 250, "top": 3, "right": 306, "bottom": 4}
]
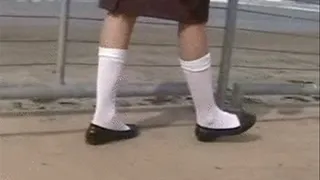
[
  {"left": 1, "top": 4, "right": 319, "bottom": 55},
  {"left": 1, "top": 4, "right": 319, "bottom": 21},
  {"left": 1, "top": 3, "right": 318, "bottom": 58},
  {"left": 0, "top": 62, "right": 319, "bottom": 72},
  {"left": 1, "top": 5, "right": 319, "bottom": 38},
  {"left": 0, "top": 39, "right": 318, "bottom": 56}
]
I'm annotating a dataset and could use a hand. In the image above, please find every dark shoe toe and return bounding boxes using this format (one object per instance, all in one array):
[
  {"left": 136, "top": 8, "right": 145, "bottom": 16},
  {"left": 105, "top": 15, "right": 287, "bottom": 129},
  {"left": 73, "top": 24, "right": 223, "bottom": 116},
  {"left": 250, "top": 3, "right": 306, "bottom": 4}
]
[
  {"left": 195, "top": 108, "right": 257, "bottom": 142},
  {"left": 195, "top": 124, "right": 241, "bottom": 142},
  {"left": 85, "top": 124, "right": 139, "bottom": 145}
]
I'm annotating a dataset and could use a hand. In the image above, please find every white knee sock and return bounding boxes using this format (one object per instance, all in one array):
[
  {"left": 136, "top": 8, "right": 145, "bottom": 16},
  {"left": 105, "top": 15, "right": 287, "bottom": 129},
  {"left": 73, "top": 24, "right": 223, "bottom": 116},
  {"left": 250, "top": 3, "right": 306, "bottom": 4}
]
[
  {"left": 91, "top": 47, "right": 130, "bottom": 131},
  {"left": 180, "top": 53, "right": 241, "bottom": 129}
]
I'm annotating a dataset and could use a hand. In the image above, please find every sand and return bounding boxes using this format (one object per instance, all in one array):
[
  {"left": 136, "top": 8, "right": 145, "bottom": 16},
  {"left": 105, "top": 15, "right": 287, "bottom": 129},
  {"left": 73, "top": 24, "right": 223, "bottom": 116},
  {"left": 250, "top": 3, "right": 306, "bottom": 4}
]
[
  {"left": 1, "top": 20, "right": 319, "bottom": 112},
  {"left": 0, "top": 18, "right": 319, "bottom": 86},
  {"left": 0, "top": 106, "right": 319, "bottom": 180}
]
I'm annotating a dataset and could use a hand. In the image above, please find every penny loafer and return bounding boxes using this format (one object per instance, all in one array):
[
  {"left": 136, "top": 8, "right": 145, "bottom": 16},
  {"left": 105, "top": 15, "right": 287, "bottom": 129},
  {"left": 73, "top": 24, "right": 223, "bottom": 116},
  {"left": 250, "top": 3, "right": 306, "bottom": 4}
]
[
  {"left": 195, "top": 109, "right": 257, "bottom": 142},
  {"left": 85, "top": 124, "right": 139, "bottom": 145}
]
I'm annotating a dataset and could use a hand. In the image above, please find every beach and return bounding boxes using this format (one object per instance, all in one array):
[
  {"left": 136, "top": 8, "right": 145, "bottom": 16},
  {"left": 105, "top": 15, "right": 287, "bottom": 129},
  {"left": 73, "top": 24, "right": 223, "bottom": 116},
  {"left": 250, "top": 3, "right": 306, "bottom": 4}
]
[
  {"left": 0, "top": 0, "right": 319, "bottom": 122},
  {"left": 0, "top": 1, "right": 319, "bottom": 180}
]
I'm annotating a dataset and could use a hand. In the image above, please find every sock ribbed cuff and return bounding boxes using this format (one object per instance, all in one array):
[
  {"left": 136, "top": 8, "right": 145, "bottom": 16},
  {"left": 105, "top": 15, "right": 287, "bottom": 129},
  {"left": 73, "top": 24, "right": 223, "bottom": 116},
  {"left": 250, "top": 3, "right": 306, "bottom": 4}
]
[
  {"left": 98, "top": 47, "right": 128, "bottom": 63},
  {"left": 179, "top": 53, "right": 211, "bottom": 72}
]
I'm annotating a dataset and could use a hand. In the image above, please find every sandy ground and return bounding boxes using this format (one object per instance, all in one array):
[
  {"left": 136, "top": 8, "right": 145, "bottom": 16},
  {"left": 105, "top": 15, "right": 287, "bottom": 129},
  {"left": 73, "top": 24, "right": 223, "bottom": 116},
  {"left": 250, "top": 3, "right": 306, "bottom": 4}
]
[
  {"left": 0, "top": 20, "right": 319, "bottom": 86},
  {"left": 1, "top": 20, "right": 319, "bottom": 112},
  {"left": 0, "top": 106, "right": 319, "bottom": 180}
]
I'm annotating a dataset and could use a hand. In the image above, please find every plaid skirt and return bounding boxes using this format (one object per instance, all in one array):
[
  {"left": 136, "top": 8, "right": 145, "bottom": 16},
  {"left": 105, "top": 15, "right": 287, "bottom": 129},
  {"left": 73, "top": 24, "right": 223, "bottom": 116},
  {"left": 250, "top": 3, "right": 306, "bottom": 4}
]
[{"left": 99, "top": 0, "right": 210, "bottom": 23}]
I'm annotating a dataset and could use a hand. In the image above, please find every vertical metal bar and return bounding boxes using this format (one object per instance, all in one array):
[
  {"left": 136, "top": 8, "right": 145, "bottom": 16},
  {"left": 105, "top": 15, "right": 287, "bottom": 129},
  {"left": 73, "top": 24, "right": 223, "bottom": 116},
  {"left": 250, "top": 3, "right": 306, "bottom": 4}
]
[
  {"left": 216, "top": 0, "right": 239, "bottom": 108},
  {"left": 56, "top": 0, "right": 71, "bottom": 85},
  {"left": 231, "top": 83, "right": 244, "bottom": 109}
]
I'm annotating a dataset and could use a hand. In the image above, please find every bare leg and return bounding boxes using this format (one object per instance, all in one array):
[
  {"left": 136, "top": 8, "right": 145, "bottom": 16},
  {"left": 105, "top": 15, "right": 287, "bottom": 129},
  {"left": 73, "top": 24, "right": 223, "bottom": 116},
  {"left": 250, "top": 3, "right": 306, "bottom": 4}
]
[
  {"left": 178, "top": 23, "right": 209, "bottom": 61},
  {"left": 86, "top": 13, "right": 139, "bottom": 145},
  {"left": 178, "top": 23, "right": 241, "bottom": 130},
  {"left": 86, "top": 13, "right": 138, "bottom": 145},
  {"left": 99, "top": 13, "right": 136, "bottom": 48}
]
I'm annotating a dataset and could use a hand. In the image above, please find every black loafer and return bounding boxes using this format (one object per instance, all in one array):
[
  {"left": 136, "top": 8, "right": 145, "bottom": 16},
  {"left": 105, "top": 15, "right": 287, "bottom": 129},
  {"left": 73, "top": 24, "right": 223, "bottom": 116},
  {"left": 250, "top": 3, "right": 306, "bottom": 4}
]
[
  {"left": 195, "top": 109, "right": 257, "bottom": 142},
  {"left": 85, "top": 124, "right": 139, "bottom": 145}
]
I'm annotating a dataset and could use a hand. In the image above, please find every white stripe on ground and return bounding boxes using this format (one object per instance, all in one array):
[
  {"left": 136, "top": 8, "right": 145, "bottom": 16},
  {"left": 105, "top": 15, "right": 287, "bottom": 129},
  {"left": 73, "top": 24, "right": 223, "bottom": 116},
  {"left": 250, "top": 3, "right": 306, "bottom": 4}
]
[
  {"left": 210, "top": 0, "right": 320, "bottom": 12},
  {"left": 280, "top": 5, "right": 320, "bottom": 12},
  {"left": 211, "top": 0, "right": 283, "bottom": 2}
]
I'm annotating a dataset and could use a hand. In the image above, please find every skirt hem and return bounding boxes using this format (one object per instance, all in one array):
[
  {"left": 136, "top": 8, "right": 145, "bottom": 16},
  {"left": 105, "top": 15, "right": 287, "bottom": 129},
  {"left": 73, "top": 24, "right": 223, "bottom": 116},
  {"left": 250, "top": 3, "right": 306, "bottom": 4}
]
[{"left": 99, "top": 0, "right": 209, "bottom": 24}]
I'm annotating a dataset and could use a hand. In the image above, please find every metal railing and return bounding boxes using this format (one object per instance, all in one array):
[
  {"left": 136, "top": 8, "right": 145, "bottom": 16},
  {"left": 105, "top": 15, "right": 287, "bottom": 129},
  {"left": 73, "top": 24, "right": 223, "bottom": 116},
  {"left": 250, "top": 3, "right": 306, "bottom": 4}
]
[{"left": 0, "top": 0, "right": 319, "bottom": 109}]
